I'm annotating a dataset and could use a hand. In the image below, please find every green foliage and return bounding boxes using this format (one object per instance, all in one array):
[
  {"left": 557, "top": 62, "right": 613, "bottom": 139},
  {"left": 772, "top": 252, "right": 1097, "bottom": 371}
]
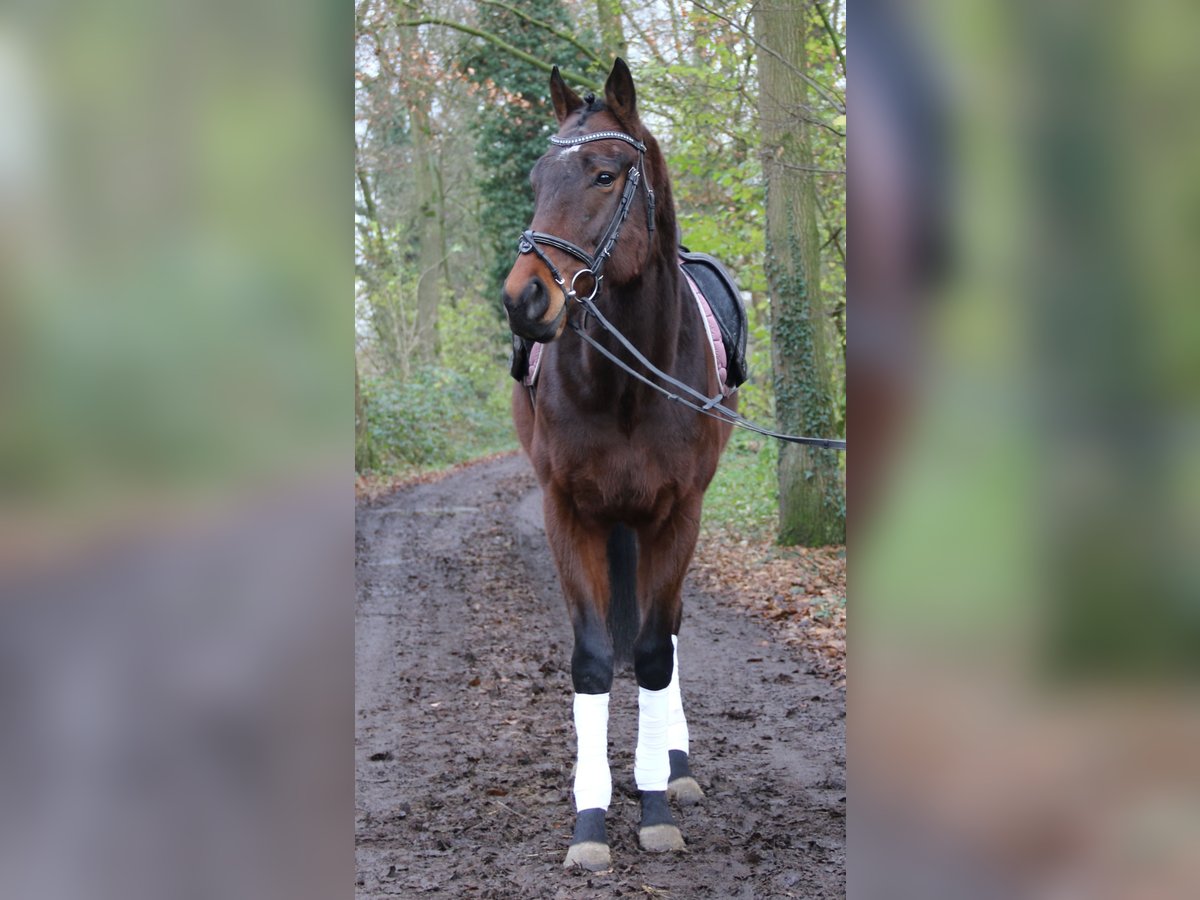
[
  {"left": 458, "top": 0, "right": 601, "bottom": 293},
  {"left": 702, "top": 430, "right": 779, "bottom": 537},
  {"left": 358, "top": 364, "right": 513, "bottom": 471},
  {"left": 355, "top": 423, "right": 380, "bottom": 474},
  {"left": 356, "top": 279, "right": 516, "bottom": 475},
  {"left": 641, "top": 40, "right": 766, "bottom": 290},
  {"left": 437, "top": 291, "right": 512, "bottom": 396}
]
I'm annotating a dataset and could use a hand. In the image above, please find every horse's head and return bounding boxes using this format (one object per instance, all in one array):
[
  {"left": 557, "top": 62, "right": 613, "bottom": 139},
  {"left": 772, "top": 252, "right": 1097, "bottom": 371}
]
[{"left": 502, "top": 58, "right": 660, "bottom": 343}]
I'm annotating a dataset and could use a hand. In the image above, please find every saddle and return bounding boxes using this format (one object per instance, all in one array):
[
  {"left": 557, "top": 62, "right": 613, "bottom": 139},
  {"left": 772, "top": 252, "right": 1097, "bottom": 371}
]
[
  {"left": 509, "top": 248, "right": 748, "bottom": 392},
  {"left": 678, "top": 248, "right": 749, "bottom": 390}
]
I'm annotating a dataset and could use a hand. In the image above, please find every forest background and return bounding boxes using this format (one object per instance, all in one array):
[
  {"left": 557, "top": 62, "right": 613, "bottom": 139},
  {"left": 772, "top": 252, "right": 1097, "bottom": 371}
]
[{"left": 354, "top": 0, "right": 847, "bottom": 545}]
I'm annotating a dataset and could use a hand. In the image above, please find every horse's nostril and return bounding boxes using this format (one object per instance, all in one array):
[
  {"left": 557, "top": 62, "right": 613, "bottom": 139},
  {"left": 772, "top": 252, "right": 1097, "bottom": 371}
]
[
  {"left": 521, "top": 278, "right": 544, "bottom": 303},
  {"left": 520, "top": 278, "right": 548, "bottom": 319}
]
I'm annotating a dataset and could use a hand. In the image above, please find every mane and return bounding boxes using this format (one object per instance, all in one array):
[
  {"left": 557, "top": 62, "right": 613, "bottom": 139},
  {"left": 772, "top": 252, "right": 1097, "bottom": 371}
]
[{"left": 640, "top": 131, "right": 678, "bottom": 267}]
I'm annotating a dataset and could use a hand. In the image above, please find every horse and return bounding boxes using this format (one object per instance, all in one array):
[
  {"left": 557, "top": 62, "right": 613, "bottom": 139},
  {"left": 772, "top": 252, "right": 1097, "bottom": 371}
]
[{"left": 501, "top": 58, "right": 736, "bottom": 871}]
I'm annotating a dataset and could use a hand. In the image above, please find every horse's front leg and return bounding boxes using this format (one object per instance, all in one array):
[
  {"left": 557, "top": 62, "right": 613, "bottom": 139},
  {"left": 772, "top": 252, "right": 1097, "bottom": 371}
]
[
  {"left": 633, "top": 495, "right": 704, "bottom": 853},
  {"left": 665, "top": 632, "right": 704, "bottom": 805},
  {"left": 543, "top": 488, "right": 615, "bottom": 872}
]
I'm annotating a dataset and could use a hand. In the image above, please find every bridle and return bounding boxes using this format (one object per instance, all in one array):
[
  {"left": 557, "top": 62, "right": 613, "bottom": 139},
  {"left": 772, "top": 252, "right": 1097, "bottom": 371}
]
[{"left": 516, "top": 129, "right": 655, "bottom": 307}]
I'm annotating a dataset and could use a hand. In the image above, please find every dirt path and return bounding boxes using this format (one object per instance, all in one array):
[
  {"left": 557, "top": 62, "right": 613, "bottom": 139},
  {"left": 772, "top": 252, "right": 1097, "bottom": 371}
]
[{"left": 355, "top": 453, "right": 845, "bottom": 898}]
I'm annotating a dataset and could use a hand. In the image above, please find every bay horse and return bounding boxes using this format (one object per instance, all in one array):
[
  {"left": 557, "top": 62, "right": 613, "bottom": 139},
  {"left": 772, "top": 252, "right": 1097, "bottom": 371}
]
[{"left": 502, "top": 59, "right": 735, "bottom": 871}]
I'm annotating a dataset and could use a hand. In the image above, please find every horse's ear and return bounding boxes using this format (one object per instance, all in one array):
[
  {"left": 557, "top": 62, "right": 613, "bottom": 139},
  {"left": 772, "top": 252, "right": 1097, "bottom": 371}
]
[
  {"left": 550, "top": 66, "right": 584, "bottom": 125},
  {"left": 604, "top": 58, "right": 638, "bottom": 125}
]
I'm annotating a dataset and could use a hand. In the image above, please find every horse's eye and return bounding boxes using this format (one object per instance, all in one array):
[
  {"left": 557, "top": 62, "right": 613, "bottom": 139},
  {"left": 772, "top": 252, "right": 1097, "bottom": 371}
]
[{"left": 595, "top": 172, "right": 615, "bottom": 187}]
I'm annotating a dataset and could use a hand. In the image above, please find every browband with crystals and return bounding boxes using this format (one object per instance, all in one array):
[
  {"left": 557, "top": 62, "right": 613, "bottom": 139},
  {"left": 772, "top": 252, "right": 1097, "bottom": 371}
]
[{"left": 549, "top": 131, "right": 647, "bottom": 153}]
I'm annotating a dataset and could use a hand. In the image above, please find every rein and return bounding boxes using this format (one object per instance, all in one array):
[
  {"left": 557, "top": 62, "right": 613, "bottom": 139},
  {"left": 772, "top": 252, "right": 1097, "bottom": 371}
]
[
  {"left": 569, "top": 292, "right": 848, "bottom": 452},
  {"left": 515, "top": 128, "right": 847, "bottom": 454}
]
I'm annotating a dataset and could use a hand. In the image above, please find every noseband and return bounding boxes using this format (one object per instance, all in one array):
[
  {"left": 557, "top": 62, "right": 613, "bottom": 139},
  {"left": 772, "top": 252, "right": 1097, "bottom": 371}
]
[{"left": 517, "top": 130, "right": 656, "bottom": 304}]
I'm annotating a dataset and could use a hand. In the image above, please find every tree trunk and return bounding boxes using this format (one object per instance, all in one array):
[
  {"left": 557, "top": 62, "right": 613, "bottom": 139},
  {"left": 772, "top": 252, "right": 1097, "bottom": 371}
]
[
  {"left": 398, "top": 6, "right": 442, "bottom": 360},
  {"left": 596, "top": 0, "right": 627, "bottom": 61},
  {"left": 354, "top": 353, "right": 376, "bottom": 472},
  {"left": 756, "top": 0, "right": 845, "bottom": 546},
  {"left": 409, "top": 99, "right": 442, "bottom": 357}
]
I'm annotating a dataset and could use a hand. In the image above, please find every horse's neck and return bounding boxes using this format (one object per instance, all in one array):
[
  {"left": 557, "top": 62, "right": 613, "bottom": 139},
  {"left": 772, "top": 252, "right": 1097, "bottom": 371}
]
[
  {"left": 552, "top": 256, "right": 696, "bottom": 420},
  {"left": 594, "top": 262, "right": 684, "bottom": 378}
]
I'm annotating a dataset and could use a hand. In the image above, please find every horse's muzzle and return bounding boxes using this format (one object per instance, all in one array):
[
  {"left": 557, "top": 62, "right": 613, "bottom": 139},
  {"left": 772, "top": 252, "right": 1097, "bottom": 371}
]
[{"left": 503, "top": 277, "right": 565, "bottom": 343}]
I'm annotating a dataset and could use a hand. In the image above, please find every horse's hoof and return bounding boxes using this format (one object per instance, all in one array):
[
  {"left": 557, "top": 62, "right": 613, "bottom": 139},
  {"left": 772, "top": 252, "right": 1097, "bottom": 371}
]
[
  {"left": 563, "top": 841, "right": 611, "bottom": 871},
  {"left": 667, "top": 776, "right": 705, "bottom": 806},
  {"left": 639, "top": 823, "right": 686, "bottom": 852}
]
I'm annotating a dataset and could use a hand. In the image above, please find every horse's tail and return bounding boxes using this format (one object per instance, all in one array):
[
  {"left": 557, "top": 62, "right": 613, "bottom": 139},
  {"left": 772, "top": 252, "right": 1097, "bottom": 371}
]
[{"left": 606, "top": 523, "right": 639, "bottom": 667}]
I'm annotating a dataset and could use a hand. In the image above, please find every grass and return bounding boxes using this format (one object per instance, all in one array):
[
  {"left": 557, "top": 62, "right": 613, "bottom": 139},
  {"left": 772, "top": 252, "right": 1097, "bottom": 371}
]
[
  {"left": 357, "top": 364, "right": 517, "bottom": 478},
  {"left": 701, "top": 429, "right": 780, "bottom": 538}
]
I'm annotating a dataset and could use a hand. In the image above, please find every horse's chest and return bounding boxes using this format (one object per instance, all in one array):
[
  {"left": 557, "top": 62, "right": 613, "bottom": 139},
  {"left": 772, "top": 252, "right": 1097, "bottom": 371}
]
[
  {"left": 616, "top": 389, "right": 636, "bottom": 436},
  {"left": 557, "top": 437, "right": 685, "bottom": 520}
]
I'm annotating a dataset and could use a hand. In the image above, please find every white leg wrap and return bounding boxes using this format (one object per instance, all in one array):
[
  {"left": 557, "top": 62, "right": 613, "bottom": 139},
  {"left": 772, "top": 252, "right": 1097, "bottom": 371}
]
[
  {"left": 634, "top": 685, "right": 671, "bottom": 791},
  {"left": 666, "top": 635, "right": 689, "bottom": 754},
  {"left": 572, "top": 692, "right": 611, "bottom": 811}
]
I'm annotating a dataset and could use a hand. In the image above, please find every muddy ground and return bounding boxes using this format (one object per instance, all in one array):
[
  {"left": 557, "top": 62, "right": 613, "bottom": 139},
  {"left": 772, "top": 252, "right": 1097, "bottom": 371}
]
[{"left": 355, "top": 453, "right": 845, "bottom": 898}]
